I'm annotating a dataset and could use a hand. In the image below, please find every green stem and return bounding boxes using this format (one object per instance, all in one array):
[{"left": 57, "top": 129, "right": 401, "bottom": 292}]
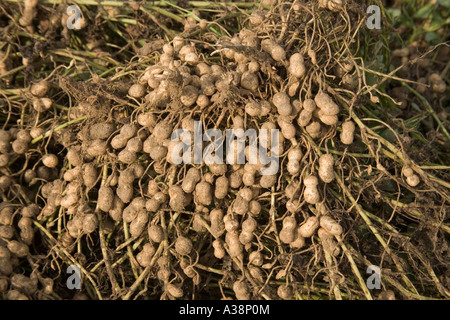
[
  {"left": 401, "top": 82, "right": 450, "bottom": 143},
  {"left": 31, "top": 116, "right": 87, "bottom": 145}
]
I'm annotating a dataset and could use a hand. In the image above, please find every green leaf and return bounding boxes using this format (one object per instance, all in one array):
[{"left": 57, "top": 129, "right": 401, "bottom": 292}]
[
  {"left": 380, "top": 127, "right": 399, "bottom": 144},
  {"left": 425, "top": 32, "right": 442, "bottom": 45},
  {"left": 414, "top": 3, "right": 435, "bottom": 19},
  {"left": 411, "top": 103, "right": 421, "bottom": 112},
  {"left": 380, "top": 179, "right": 398, "bottom": 193},
  {"left": 387, "top": 8, "right": 402, "bottom": 20},
  {"left": 426, "top": 12, "right": 449, "bottom": 32},
  {"left": 437, "top": 0, "right": 450, "bottom": 8}
]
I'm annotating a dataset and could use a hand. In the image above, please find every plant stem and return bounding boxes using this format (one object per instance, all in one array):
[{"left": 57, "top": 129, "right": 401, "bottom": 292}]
[{"left": 31, "top": 116, "right": 87, "bottom": 145}]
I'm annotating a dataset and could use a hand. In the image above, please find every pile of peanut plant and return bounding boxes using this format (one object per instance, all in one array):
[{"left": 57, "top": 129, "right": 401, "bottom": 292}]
[{"left": 0, "top": 0, "right": 449, "bottom": 300}]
